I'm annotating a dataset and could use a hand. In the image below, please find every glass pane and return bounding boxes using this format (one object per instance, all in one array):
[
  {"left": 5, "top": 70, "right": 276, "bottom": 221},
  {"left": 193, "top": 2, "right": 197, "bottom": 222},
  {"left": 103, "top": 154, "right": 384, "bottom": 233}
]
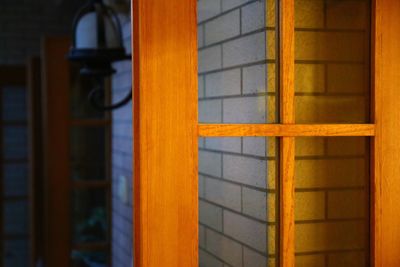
[
  {"left": 3, "top": 164, "right": 28, "bottom": 197},
  {"left": 70, "top": 63, "right": 107, "bottom": 119},
  {"left": 72, "top": 189, "right": 109, "bottom": 244},
  {"left": 198, "top": 0, "right": 278, "bottom": 124},
  {"left": 295, "top": 137, "right": 370, "bottom": 266},
  {"left": 1, "top": 87, "right": 26, "bottom": 121},
  {"left": 71, "top": 250, "right": 108, "bottom": 267},
  {"left": 3, "top": 200, "right": 28, "bottom": 235},
  {"left": 2, "top": 126, "right": 27, "bottom": 160},
  {"left": 199, "top": 137, "right": 278, "bottom": 266},
  {"left": 294, "top": 0, "right": 371, "bottom": 123},
  {"left": 3, "top": 240, "right": 29, "bottom": 267},
  {"left": 70, "top": 127, "right": 108, "bottom": 181}
]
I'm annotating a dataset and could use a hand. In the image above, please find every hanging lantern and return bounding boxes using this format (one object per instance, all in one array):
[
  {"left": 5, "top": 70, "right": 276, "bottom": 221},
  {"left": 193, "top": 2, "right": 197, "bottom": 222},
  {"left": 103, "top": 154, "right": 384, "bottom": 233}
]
[{"left": 68, "top": 0, "right": 132, "bottom": 110}]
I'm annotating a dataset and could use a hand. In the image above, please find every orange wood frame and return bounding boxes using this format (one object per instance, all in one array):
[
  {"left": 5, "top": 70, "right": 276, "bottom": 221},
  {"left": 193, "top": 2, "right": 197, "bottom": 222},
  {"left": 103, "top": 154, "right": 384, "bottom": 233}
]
[{"left": 132, "top": 0, "right": 400, "bottom": 266}]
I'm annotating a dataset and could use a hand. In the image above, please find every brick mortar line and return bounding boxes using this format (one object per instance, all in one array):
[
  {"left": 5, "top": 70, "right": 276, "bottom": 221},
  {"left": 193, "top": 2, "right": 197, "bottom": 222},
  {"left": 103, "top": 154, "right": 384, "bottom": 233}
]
[
  {"left": 201, "top": 223, "right": 276, "bottom": 258},
  {"left": 295, "top": 59, "right": 366, "bottom": 64},
  {"left": 197, "top": 0, "right": 261, "bottom": 26},
  {"left": 198, "top": 26, "right": 275, "bottom": 51},
  {"left": 200, "top": 147, "right": 367, "bottom": 161},
  {"left": 295, "top": 186, "right": 367, "bottom": 192},
  {"left": 199, "top": 197, "right": 276, "bottom": 225},
  {"left": 295, "top": 27, "right": 367, "bottom": 33},
  {"left": 199, "top": 147, "right": 276, "bottom": 160},
  {"left": 199, "top": 59, "right": 276, "bottom": 75},
  {"left": 295, "top": 247, "right": 367, "bottom": 256},
  {"left": 199, "top": 247, "right": 234, "bottom": 267},
  {"left": 200, "top": 173, "right": 277, "bottom": 193},
  {"left": 199, "top": 92, "right": 276, "bottom": 101},
  {"left": 198, "top": 92, "right": 368, "bottom": 101},
  {"left": 295, "top": 217, "right": 368, "bottom": 224}
]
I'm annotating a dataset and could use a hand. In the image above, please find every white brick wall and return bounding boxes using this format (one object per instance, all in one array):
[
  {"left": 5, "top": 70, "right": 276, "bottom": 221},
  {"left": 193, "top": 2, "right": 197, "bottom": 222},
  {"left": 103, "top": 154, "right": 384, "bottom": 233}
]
[
  {"left": 199, "top": 100, "right": 222, "bottom": 123},
  {"left": 200, "top": 200, "right": 223, "bottom": 231},
  {"left": 223, "top": 154, "right": 267, "bottom": 188},
  {"left": 205, "top": 10, "right": 240, "bottom": 45},
  {"left": 224, "top": 210, "right": 267, "bottom": 252},
  {"left": 241, "top": 1, "right": 265, "bottom": 33},
  {"left": 204, "top": 177, "right": 242, "bottom": 212},
  {"left": 222, "top": 32, "right": 266, "bottom": 67},
  {"left": 205, "top": 137, "right": 241, "bottom": 153},
  {"left": 199, "top": 46, "right": 223, "bottom": 73},
  {"left": 199, "top": 150, "right": 223, "bottom": 177},
  {"left": 223, "top": 96, "right": 266, "bottom": 123},
  {"left": 198, "top": 1, "right": 277, "bottom": 266},
  {"left": 222, "top": 0, "right": 253, "bottom": 12},
  {"left": 111, "top": 19, "right": 133, "bottom": 267},
  {"left": 198, "top": 0, "right": 222, "bottom": 23},
  {"left": 206, "top": 229, "right": 243, "bottom": 267},
  {"left": 205, "top": 69, "right": 241, "bottom": 97}
]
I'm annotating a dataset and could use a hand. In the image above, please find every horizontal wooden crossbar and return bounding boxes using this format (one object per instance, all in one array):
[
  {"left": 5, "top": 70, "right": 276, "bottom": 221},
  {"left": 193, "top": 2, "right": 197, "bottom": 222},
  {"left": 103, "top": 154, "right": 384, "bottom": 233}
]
[{"left": 198, "top": 124, "right": 375, "bottom": 137}]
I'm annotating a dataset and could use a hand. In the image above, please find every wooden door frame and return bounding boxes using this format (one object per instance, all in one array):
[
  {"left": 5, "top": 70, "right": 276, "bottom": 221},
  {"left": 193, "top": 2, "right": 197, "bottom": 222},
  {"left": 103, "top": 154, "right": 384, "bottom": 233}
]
[
  {"left": 42, "top": 36, "right": 113, "bottom": 266},
  {"left": 372, "top": 1, "right": 400, "bottom": 266},
  {"left": 132, "top": 0, "right": 400, "bottom": 266},
  {"left": 27, "top": 57, "right": 44, "bottom": 267},
  {"left": 41, "top": 37, "right": 71, "bottom": 267}
]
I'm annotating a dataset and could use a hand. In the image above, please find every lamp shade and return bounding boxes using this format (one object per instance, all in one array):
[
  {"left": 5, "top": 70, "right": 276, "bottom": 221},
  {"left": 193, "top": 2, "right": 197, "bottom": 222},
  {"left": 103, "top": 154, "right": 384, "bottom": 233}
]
[{"left": 68, "top": 0, "right": 128, "bottom": 76}]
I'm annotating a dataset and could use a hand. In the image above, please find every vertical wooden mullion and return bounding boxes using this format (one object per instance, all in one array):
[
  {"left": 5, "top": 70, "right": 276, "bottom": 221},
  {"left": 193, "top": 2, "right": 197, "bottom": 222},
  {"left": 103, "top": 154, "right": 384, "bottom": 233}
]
[
  {"left": 27, "top": 57, "right": 44, "bottom": 267},
  {"left": 279, "top": 0, "right": 295, "bottom": 267},
  {"left": 42, "top": 37, "right": 71, "bottom": 267},
  {"left": 133, "top": 0, "right": 198, "bottom": 266},
  {"left": 371, "top": 0, "right": 380, "bottom": 265},
  {"left": 372, "top": 0, "right": 400, "bottom": 266}
]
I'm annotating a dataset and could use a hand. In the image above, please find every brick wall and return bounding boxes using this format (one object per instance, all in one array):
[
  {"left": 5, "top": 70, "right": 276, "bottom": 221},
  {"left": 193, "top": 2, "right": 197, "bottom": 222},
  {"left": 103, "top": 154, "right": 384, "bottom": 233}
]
[
  {"left": 198, "top": 0, "right": 278, "bottom": 266},
  {"left": 111, "top": 19, "right": 133, "bottom": 267},
  {"left": 294, "top": 0, "right": 370, "bottom": 266},
  {"left": 294, "top": 137, "right": 369, "bottom": 267},
  {"left": 294, "top": 0, "right": 370, "bottom": 124},
  {"left": 198, "top": 0, "right": 370, "bottom": 266}
]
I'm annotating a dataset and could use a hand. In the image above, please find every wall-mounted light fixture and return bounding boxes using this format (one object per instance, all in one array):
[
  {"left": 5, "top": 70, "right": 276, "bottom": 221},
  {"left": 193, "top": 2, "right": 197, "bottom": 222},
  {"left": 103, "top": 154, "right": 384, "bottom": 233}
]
[{"left": 68, "top": 0, "right": 131, "bottom": 111}]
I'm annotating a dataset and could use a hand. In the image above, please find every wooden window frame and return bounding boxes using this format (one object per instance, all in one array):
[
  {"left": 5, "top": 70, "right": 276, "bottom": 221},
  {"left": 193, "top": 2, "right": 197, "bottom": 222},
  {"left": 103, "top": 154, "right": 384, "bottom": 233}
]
[
  {"left": 132, "top": 0, "right": 400, "bottom": 266},
  {"left": 42, "top": 37, "right": 112, "bottom": 267}
]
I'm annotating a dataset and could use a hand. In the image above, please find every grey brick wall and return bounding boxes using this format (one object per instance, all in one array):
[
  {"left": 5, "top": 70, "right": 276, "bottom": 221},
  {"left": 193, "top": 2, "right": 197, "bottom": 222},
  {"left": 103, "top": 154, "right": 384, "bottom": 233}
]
[
  {"left": 111, "top": 19, "right": 133, "bottom": 267},
  {"left": 199, "top": 0, "right": 371, "bottom": 266},
  {"left": 198, "top": 1, "right": 278, "bottom": 266}
]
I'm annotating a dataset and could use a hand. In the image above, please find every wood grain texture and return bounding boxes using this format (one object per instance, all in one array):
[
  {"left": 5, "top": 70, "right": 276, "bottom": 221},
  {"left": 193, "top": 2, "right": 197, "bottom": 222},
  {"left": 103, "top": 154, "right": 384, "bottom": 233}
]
[
  {"left": 280, "top": 137, "right": 295, "bottom": 267},
  {"left": 280, "top": 0, "right": 295, "bottom": 125},
  {"left": 41, "top": 37, "right": 71, "bottom": 267},
  {"left": 132, "top": 0, "right": 198, "bottom": 266},
  {"left": 373, "top": 0, "right": 400, "bottom": 266},
  {"left": 198, "top": 124, "right": 375, "bottom": 137},
  {"left": 279, "top": 0, "right": 295, "bottom": 266}
]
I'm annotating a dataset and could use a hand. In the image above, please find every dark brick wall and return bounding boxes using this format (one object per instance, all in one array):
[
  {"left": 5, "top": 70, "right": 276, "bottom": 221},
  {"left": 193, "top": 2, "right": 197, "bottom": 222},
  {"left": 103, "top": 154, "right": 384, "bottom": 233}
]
[{"left": 111, "top": 20, "right": 133, "bottom": 267}]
